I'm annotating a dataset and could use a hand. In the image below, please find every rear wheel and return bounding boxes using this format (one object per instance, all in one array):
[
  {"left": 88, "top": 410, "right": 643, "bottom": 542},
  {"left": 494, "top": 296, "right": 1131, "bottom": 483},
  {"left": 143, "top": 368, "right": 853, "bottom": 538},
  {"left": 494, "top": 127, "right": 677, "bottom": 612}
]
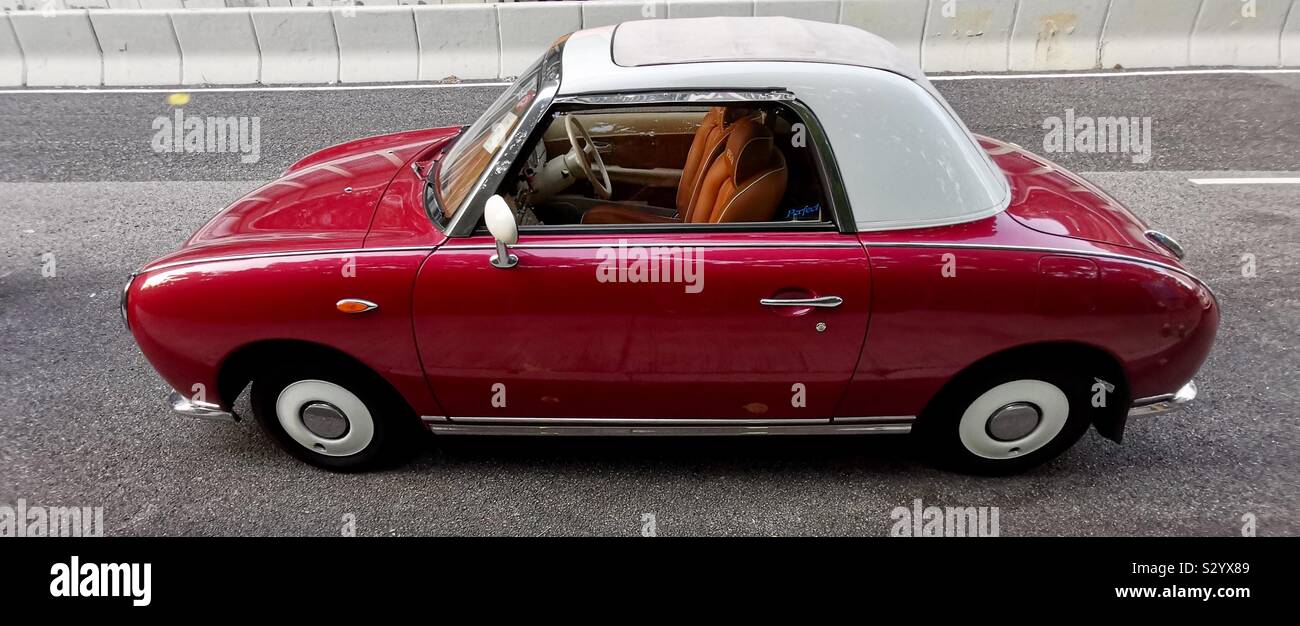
[
  {"left": 918, "top": 363, "right": 1098, "bottom": 475},
  {"left": 251, "top": 361, "right": 418, "bottom": 471}
]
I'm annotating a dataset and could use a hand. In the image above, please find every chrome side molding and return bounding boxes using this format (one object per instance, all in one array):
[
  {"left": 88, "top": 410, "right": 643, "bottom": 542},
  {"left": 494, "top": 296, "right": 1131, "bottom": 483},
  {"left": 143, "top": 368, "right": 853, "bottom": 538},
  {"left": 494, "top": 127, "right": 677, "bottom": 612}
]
[
  {"left": 167, "top": 391, "right": 239, "bottom": 423},
  {"left": 1128, "top": 381, "right": 1197, "bottom": 418},
  {"left": 420, "top": 415, "right": 914, "bottom": 436}
]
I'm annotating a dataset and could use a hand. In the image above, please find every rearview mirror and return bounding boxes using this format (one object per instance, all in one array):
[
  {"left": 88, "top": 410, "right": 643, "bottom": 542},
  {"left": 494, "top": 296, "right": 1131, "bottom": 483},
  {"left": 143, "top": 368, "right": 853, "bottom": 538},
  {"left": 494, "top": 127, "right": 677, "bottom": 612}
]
[{"left": 484, "top": 195, "right": 518, "bottom": 269}]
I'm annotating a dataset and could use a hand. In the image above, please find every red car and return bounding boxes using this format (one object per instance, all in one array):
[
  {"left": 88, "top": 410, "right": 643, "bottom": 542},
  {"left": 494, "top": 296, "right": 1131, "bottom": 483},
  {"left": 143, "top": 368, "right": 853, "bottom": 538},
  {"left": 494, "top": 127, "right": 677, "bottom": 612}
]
[{"left": 124, "top": 17, "right": 1217, "bottom": 474}]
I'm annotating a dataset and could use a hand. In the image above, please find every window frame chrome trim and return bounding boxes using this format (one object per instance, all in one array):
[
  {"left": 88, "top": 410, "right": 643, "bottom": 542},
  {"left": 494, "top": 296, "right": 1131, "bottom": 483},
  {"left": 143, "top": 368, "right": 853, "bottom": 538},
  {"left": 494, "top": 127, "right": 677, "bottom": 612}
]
[
  {"left": 439, "top": 241, "right": 863, "bottom": 251},
  {"left": 443, "top": 46, "right": 564, "bottom": 238},
  {"left": 511, "top": 220, "right": 840, "bottom": 237},
  {"left": 445, "top": 87, "right": 857, "bottom": 237}
]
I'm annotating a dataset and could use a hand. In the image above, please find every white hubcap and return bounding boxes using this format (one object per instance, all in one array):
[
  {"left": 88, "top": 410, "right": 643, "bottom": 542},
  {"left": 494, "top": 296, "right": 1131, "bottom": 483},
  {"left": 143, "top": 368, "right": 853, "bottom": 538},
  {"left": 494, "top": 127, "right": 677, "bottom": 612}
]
[
  {"left": 958, "top": 379, "right": 1069, "bottom": 460},
  {"left": 276, "top": 380, "right": 375, "bottom": 457}
]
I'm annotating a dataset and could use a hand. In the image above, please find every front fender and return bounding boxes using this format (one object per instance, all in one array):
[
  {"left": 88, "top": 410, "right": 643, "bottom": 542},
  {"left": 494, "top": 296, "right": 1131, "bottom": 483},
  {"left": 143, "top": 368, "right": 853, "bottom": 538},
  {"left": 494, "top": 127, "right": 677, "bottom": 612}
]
[{"left": 126, "top": 250, "right": 441, "bottom": 416}]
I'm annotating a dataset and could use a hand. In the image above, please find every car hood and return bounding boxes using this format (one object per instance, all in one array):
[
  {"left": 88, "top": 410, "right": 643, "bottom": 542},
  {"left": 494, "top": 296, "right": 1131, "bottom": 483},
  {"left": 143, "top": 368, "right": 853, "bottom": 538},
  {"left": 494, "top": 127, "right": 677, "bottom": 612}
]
[
  {"left": 978, "top": 135, "right": 1172, "bottom": 258},
  {"left": 140, "top": 126, "right": 460, "bottom": 271}
]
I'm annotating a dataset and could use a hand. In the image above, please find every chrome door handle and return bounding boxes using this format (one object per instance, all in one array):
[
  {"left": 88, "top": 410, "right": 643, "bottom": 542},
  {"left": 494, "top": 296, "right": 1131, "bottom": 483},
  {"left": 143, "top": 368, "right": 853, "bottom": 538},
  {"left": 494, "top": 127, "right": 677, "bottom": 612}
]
[{"left": 760, "top": 296, "right": 843, "bottom": 308}]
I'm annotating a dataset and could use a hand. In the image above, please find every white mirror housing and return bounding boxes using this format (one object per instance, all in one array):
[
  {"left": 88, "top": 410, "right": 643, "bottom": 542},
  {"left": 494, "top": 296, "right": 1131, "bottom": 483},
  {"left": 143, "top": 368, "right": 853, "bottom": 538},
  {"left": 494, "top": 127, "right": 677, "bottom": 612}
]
[
  {"left": 484, "top": 195, "right": 518, "bottom": 245},
  {"left": 483, "top": 195, "right": 519, "bottom": 269}
]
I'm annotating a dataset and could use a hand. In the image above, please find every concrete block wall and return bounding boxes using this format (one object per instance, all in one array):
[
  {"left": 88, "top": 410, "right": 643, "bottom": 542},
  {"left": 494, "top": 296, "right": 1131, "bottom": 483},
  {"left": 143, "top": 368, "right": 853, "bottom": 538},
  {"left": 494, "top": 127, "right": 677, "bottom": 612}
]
[{"left": 0, "top": 0, "right": 1295, "bottom": 87}]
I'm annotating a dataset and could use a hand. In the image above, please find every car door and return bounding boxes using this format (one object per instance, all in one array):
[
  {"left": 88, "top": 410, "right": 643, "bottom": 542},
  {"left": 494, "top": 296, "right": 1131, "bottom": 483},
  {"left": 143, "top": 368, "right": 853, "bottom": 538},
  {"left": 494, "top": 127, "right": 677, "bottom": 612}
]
[{"left": 411, "top": 229, "right": 870, "bottom": 421}]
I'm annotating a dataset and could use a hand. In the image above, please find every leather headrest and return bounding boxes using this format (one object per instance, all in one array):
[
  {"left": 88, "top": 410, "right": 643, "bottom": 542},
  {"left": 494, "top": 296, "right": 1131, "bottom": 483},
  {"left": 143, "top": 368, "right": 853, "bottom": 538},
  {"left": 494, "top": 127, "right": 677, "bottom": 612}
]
[
  {"left": 722, "top": 107, "right": 751, "bottom": 124},
  {"left": 702, "top": 106, "right": 726, "bottom": 127},
  {"left": 726, "top": 119, "right": 775, "bottom": 182}
]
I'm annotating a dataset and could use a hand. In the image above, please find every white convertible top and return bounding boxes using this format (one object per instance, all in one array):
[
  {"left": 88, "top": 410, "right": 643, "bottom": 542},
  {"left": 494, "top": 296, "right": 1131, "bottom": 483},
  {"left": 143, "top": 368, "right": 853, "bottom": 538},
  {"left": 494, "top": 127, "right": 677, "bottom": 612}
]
[
  {"left": 611, "top": 17, "right": 922, "bottom": 80},
  {"left": 558, "top": 17, "right": 1011, "bottom": 232}
]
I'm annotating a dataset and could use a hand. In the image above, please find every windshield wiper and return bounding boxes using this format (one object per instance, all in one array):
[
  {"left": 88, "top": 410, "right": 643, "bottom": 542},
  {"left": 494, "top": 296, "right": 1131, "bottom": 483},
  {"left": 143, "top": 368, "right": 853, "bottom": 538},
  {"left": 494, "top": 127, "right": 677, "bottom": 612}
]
[
  {"left": 423, "top": 153, "right": 448, "bottom": 227},
  {"left": 422, "top": 128, "right": 466, "bottom": 228}
]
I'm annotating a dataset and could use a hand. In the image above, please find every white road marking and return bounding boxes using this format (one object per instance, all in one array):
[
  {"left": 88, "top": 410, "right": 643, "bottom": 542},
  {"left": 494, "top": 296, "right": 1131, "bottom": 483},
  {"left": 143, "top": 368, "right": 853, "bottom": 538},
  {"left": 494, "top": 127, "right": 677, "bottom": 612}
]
[
  {"left": 1188, "top": 177, "right": 1300, "bottom": 185},
  {"left": 0, "top": 68, "right": 1295, "bottom": 94}
]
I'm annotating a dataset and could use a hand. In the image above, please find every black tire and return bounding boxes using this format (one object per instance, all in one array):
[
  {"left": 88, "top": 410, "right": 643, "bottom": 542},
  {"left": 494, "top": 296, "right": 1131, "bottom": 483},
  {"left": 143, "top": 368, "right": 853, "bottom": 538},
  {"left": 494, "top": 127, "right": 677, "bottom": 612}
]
[
  {"left": 916, "top": 362, "right": 1105, "bottom": 475},
  {"left": 250, "top": 360, "right": 420, "bottom": 472}
]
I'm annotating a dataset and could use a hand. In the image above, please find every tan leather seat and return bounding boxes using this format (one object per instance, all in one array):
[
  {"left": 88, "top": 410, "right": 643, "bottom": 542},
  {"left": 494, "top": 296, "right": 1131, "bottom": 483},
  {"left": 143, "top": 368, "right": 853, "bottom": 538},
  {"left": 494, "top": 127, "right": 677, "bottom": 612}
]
[
  {"left": 676, "top": 106, "right": 729, "bottom": 213},
  {"left": 685, "top": 118, "right": 787, "bottom": 223},
  {"left": 581, "top": 106, "right": 733, "bottom": 225}
]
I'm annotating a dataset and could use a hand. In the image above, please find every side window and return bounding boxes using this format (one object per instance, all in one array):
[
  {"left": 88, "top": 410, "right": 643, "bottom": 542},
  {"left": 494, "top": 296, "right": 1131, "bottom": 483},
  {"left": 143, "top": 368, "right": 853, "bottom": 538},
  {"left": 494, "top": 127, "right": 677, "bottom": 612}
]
[{"left": 483, "top": 102, "right": 836, "bottom": 231}]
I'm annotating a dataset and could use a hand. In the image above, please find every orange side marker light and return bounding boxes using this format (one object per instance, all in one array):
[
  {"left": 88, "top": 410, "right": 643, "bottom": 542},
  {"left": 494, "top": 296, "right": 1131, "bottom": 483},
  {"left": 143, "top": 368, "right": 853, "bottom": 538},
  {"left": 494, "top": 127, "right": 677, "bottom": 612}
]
[{"left": 336, "top": 299, "right": 378, "bottom": 314}]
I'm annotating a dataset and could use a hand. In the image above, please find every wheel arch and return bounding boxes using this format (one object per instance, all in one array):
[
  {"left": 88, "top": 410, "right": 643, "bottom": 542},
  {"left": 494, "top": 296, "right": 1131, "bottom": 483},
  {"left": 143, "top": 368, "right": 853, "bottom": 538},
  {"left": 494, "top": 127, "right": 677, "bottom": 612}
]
[
  {"left": 217, "top": 339, "right": 418, "bottom": 421},
  {"left": 919, "top": 340, "right": 1132, "bottom": 442}
]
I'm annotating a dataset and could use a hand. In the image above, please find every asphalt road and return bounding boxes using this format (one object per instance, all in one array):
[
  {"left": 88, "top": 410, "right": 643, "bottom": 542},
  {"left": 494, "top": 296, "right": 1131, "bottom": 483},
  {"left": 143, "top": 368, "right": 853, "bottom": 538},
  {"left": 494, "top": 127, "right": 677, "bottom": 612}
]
[{"left": 1, "top": 73, "right": 1297, "bottom": 536}]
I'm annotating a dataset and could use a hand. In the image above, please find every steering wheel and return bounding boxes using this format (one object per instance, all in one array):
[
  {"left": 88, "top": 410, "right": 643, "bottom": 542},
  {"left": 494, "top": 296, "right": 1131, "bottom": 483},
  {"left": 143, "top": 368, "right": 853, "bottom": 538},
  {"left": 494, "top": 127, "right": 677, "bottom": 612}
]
[{"left": 564, "top": 115, "right": 613, "bottom": 200}]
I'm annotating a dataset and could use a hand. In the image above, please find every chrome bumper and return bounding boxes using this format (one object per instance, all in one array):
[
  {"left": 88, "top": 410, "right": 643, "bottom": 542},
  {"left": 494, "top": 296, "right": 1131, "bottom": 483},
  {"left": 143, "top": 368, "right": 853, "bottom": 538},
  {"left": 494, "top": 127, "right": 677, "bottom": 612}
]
[
  {"left": 120, "top": 273, "right": 135, "bottom": 332},
  {"left": 167, "top": 391, "right": 239, "bottom": 423},
  {"left": 1128, "top": 381, "right": 1197, "bottom": 418}
]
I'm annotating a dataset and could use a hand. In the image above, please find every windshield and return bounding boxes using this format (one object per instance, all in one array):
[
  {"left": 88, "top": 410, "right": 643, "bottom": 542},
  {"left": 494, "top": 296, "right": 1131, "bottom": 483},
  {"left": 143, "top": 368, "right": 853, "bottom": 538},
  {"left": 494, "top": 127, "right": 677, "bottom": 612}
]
[{"left": 436, "top": 61, "right": 542, "bottom": 219}]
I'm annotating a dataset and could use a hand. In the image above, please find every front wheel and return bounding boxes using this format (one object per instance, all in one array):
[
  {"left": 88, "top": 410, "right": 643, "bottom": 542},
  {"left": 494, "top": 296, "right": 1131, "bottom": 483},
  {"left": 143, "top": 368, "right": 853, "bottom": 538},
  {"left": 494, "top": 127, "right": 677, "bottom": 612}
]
[
  {"left": 251, "top": 363, "right": 417, "bottom": 471},
  {"left": 917, "top": 365, "right": 1099, "bottom": 475}
]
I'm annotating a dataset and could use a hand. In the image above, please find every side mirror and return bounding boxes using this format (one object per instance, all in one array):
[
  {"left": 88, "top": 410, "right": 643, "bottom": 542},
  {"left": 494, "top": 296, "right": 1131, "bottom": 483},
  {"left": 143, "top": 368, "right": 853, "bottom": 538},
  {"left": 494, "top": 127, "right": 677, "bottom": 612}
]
[{"left": 484, "top": 194, "right": 518, "bottom": 269}]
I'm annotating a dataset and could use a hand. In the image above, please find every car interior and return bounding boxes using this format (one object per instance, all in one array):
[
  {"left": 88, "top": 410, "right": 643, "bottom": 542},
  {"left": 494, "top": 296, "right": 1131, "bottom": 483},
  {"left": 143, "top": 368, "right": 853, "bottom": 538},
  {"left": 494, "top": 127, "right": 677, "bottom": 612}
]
[{"left": 492, "top": 104, "right": 833, "bottom": 229}]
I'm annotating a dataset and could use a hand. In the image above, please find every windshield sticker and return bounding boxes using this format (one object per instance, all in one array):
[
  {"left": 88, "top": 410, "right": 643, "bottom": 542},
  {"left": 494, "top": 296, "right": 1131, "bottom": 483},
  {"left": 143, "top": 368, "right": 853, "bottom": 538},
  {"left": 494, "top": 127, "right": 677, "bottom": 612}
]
[{"left": 483, "top": 112, "right": 518, "bottom": 153}]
